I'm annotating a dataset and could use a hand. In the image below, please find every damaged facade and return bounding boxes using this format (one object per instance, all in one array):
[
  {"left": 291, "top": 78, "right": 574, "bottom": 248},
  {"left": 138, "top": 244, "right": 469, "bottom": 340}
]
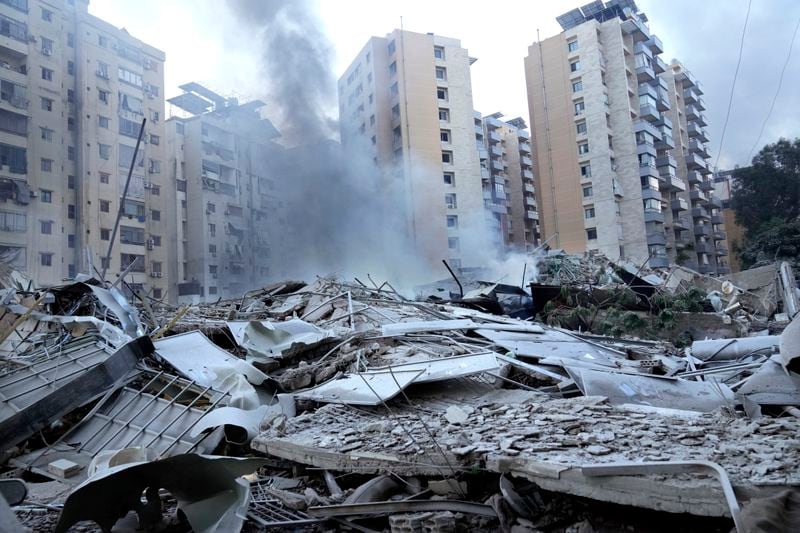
[{"left": 0, "top": 256, "right": 798, "bottom": 532}]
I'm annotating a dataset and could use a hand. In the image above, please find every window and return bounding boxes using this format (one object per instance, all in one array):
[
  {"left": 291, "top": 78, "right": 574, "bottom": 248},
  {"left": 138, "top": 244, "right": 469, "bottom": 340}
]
[
  {"left": 100, "top": 257, "right": 110, "bottom": 269},
  {"left": 574, "top": 100, "right": 585, "bottom": 115},
  {"left": 208, "top": 244, "right": 216, "bottom": 254},
  {"left": 580, "top": 164, "right": 591, "bottom": 178},
  {"left": 447, "top": 215, "right": 458, "bottom": 228},
  {"left": 389, "top": 82, "right": 398, "bottom": 97},
  {"left": 568, "top": 40, "right": 579, "bottom": 52},
  {"left": 441, "top": 151, "right": 453, "bottom": 164},
  {"left": 434, "top": 46, "right": 445, "bottom": 59},
  {"left": 578, "top": 142, "right": 589, "bottom": 155},
  {"left": 100, "top": 228, "right": 110, "bottom": 240},
  {"left": 368, "top": 93, "right": 373, "bottom": 104},
  {"left": 119, "top": 117, "right": 139, "bottom": 137},
  {"left": 438, "top": 108, "right": 450, "bottom": 122},
  {"left": 572, "top": 80, "right": 583, "bottom": 92},
  {"left": 583, "top": 185, "right": 593, "bottom": 198},
  {"left": 209, "top": 265, "right": 218, "bottom": 274},
  {"left": 41, "top": 190, "right": 52, "bottom": 203},
  {"left": 41, "top": 67, "right": 53, "bottom": 81},
  {"left": 96, "top": 61, "right": 109, "bottom": 79},
  {"left": 445, "top": 193, "right": 457, "bottom": 209},
  {"left": 68, "top": 234, "right": 75, "bottom": 248},
  {"left": 151, "top": 110, "right": 159, "bottom": 122},
  {"left": 369, "top": 114, "right": 375, "bottom": 126},
  {"left": 148, "top": 159, "right": 161, "bottom": 174},
  {"left": 149, "top": 134, "right": 160, "bottom": 145},
  {"left": 40, "top": 220, "right": 52, "bottom": 234},
  {"left": 585, "top": 206, "right": 596, "bottom": 219},
  {"left": 437, "top": 87, "right": 448, "bottom": 101},
  {"left": 175, "top": 122, "right": 184, "bottom": 134},
  {"left": 98, "top": 34, "right": 108, "bottom": 47},
  {"left": 68, "top": 205, "right": 75, "bottom": 219},
  {"left": 118, "top": 66, "right": 143, "bottom": 87},
  {"left": 40, "top": 127, "right": 54, "bottom": 141},
  {"left": 586, "top": 228, "right": 598, "bottom": 240},
  {"left": 151, "top": 209, "right": 160, "bottom": 221},
  {"left": 209, "top": 286, "right": 218, "bottom": 295},
  {"left": 448, "top": 237, "right": 460, "bottom": 250},
  {"left": 152, "top": 288, "right": 163, "bottom": 300},
  {"left": 68, "top": 117, "right": 75, "bottom": 131},
  {"left": 150, "top": 184, "right": 160, "bottom": 196},
  {"left": 120, "top": 253, "right": 144, "bottom": 272},
  {"left": 440, "top": 129, "right": 451, "bottom": 143},
  {"left": 41, "top": 158, "right": 53, "bottom": 172},
  {"left": 100, "top": 200, "right": 110, "bottom": 213},
  {"left": 206, "top": 202, "right": 216, "bottom": 213},
  {"left": 570, "top": 60, "right": 581, "bottom": 72},
  {"left": 98, "top": 90, "right": 109, "bottom": 104},
  {"left": 68, "top": 146, "right": 75, "bottom": 161},
  {"left": 41, "top": 97, "right": 53, "bottom": 111},
  {"left": 40, "top": 253, "right": 53, "bottom": 267},
  {"left": 68, "top": 264, "right": 76, "bottom": 278},
  {"left": 41, "top": 37, "right": 53, "bottom": 55},
  {"left": 388, "top": 40, "right": 396, "bottom": 55},
  {"left": 388, "top": 61, "right": 397, "bottom": 75},
  {"left": 98, "top": 116, "right": 110, "bottom": 129},
  {"left": 443, "top": 172, "right": 455, "bottom": 185},
  {"left": 435, "top": 67, "right": 447, "bottom": 81},
  {"left": 67, "top": 61, "right": 74, "bottom": 75},
  {"left": 99, "top": 143, "right": 111, "bottom": 159},
  {"left": 120, "top": 225, "right": 145, "bottom": 245},
  {"left": 67, "top": 89, "right": 75, "bottom": 103},
  {"left": 152, "top": 235, "right": 162, "bottom": 247},
  {"left": 68, "top": 175, "right": 75, "bottom": 189},
  {"left": 576, "top": 121, "right": 587, "bottom": 135},
  {"left": 100, "top": 172, "right": 110, "bottom": 184},
  {"left": 392, "top": 104, "right": 400, "bottom": 119}
]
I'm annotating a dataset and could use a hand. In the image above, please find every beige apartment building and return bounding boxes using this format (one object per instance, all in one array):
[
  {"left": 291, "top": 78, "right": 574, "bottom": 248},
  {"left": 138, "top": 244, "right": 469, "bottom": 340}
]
[
  {"left": 524, "top": 0, "right": 727, "bottom": 270},
  {"left": 0, "top": 0, "right": 171, "bottom": 297},
  {"left": 166, "top": 83, "right": 287, "bottom": 303},
  {"left": 339, "top": 30, "right": 491, "bottom": 270},
  {"left": 713, "top": 168, "right": 745, "bottom": 272}
]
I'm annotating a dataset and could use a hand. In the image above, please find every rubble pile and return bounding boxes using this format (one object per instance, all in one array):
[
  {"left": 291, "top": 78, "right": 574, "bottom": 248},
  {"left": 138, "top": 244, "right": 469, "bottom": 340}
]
[{"left": 0, "top": 267, "right": 799, "bottom": 532}]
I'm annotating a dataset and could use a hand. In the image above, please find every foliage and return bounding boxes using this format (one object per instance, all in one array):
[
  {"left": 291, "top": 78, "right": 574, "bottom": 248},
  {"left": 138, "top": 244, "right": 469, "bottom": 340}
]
[
  {"left": 731, "top": 138, "right": 800, "bottom": 232},
  {"left": 738, "top": 217, "right": 800, "bottom": 270}
]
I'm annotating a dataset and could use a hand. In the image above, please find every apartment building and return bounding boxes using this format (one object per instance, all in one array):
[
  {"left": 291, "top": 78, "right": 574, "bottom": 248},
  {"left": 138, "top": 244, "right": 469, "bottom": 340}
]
[
  {"left": 166, "top": 83, "right": 286, "bottom": 303},
  {"left": 339, "top": 30, "right": 491, "bottom": 270},
  {"left": 524, "top": 0, "right": 726, "bottom": 270},
  {"left": 661, "top": 62, "right": 730, "bottom": 274},
  {"left": 0, "top": 0, "right": 171, "bottom": 297},
  {"left": 713, "top": 168, "right": 745, "bottom": 272}
]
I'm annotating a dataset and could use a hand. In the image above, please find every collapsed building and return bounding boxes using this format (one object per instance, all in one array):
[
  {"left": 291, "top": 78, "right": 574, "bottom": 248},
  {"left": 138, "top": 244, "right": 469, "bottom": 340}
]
[{"left": 0, "top": 253, "right": 798, "bottom": 532}]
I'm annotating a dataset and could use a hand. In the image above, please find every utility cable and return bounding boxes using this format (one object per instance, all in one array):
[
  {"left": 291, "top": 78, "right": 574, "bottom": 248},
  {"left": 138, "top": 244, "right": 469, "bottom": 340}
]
[
  {"left": 746, "top": 13, "right": 800, "bottom": 163},
  {"left": 713, "top": 0, "right": 752, "bottom": 172}
]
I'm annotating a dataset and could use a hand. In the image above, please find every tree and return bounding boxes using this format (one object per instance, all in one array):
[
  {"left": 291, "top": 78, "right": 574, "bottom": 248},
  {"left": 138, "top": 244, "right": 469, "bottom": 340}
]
[
  {"left": 738, "top": 217, "right": 800, "bottom": 270},
  {"left": 730, "top": 138, "right": 800, "bottom": 232}
]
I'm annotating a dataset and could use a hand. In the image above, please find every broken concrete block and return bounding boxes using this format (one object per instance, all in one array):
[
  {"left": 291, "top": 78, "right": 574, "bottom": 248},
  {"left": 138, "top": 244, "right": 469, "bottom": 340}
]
[
  {"left": 444, "top": 405, "right": 470, "bottom": 425},
  {"left": 428, "top": 478, "right": 467, "bottom": 496},
  {"left": 47, "top": 459, "right": 81, "bottom": 478}
]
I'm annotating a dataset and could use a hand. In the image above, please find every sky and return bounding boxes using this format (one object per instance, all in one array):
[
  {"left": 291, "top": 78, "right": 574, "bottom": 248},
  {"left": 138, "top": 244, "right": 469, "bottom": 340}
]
[{"left": 89, "top": 0, "right": 800, "bottom": 169}]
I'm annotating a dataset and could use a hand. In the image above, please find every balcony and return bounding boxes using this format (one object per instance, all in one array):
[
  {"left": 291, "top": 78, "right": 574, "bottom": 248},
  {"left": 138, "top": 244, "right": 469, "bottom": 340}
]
[
  {"left": 713, "top": 230, "right": 727, "bottom": 241},
  {"left": 696, "top": 98, "right": 706, "bottom": 111},
  {"left": 708, "top": 195, "right": 723, "bottom": 209},
  {"left": 671, "top": 198, "right": 689, "bottom": 211},
  {"left": 644, "top": 210, "right": 664, "bottom": 223},
  {"left": 649, "top": 256, "right": 670, "bottom": 269},
  {"left": 474, "top": 124, "right": 483, "bottom": 136},
  {"left": 689, "top": 139, "right": 710, "bottom": 158},
  {"left": 698, "top": 179, "right": 714, "bottom": 191},
  {"left": 698, "top": 264, "right": 715, "bottom": 274},
  {"left": 663, "top": 175, "right": 686, "bottom": 192},
  {"left": 524, "top": 183, "right": 535, "bottom": 193},
  {"left": 639, "top": 103, "right": 659, "bottom": 121},
  {"left": 683, "top": 87, "right": 700, "bottom": 104},
  {"left": 640, "top": 164, "right": 659, "bottom": 179},
  {"left": 690, "top": 189, "right": 709, "bottom": 203},
  {"left": 686, "top": 153, "right": 708, "bottom": 171},
  {"left": 517, "top": 129, "right": 530, "bottom": 140},
  {"left": 527, "top": 210, "right": 539, "bottom": 220},
  {"left": 622, "top": 16, "right": 651, "bottom": 41},
  {"left": 521, "top": 156, "right": 533, "bottom": 167},
  {"left": 716, "top": 246, "right": 729, "bottom": 256},
  {"left": 647, "top": 35, "right": 664, "bottom": 54},
  {"left": 522, "top": 169, "right": 533, "bottom": 179},
  {"left": 655, "top": 156, "right": 676, "bottom": 171},
  {"left": 685, "top": 104, "right": 700, "bottom": 120},
  {"left": 654, "top": 56, "right": 667, "bottom": 74},
  {"left": 485, "top": 117, "right": 502, "bottom": 129},
  {"left": 524, "top": 195, "right": 536, "bottom": 207},
  {"left": 686, "top": 170, "right": 702, "bottom": 184},
  {"left": 491, "top": 160, "right": 503, "bottom": 171},
  {"left": 488, "top": 131, "right": 501, "bottom": 143},
  {"left": 696, "top": 114, "right": 708, "bottom": 127},
  {"left": 696, "top": 242, "right": 714, "bottom": 254},
  {"left": 519, "top": 141, "right": 532, "bottom": 154},
  {"left": 490, "top": 144, "right": 503, "bottom": 157},
  {"left": 647, "top": 232, "right": 667, "bottom": 246},
  {"left": 687, "top": 123, "right": 709, "bottom": 142},
  {"left": 641, "top": 187, "right": 661, "bottom": 201},
  {"left": 691, "top": 207, "right": 710, "bottom": 220},
  {"left": 694, "top": 225, "right": 711, "bottom": 237},
  {"left": 718, "top": 266, "right": 731, "bottom": 274},
  {"left": 711, "top": 214, "right": 724, "bottom": 224}
]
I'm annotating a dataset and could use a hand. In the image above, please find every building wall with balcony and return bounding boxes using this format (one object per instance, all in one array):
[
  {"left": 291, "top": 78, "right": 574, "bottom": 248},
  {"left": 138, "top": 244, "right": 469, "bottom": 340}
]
[
  {"left": 0, "top": 0, "right": 174, "bottom": 297},
  {"left": 339, "top": 30, "right": 490, "bottom": 270},
  {"left": 495, "top": 118, "right": 539, "bottom": 252}
]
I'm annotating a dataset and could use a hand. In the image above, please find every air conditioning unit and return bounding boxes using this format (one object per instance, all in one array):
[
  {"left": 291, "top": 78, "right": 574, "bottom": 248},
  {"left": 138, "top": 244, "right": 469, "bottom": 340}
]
[
  {"left": 42, "top": 49, "right": 52, "bottom": 56},
  {"left": 143, "top": 181, "right": 152, "bottom": 189},
  {"left": 146, "top": 239, "right": 154, "bottom": 250}
]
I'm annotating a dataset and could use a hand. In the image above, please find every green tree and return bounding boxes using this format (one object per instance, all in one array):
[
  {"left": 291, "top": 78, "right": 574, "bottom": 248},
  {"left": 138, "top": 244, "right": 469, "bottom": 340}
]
[
  {"left": 731, "top": 138, "right": 800, "bottom": 231},
  {"left": 738, "top": 217, "right": 800, "bottom": 270}
]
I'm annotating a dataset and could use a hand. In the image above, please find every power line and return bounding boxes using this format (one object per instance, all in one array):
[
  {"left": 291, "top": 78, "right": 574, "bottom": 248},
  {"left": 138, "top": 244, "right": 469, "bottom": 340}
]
[
  {"left": 746, "top": 13, "right": 800, "bottom": 163},
  {"left": 713, "top": 0, "right": 753, "bottom": 172}
]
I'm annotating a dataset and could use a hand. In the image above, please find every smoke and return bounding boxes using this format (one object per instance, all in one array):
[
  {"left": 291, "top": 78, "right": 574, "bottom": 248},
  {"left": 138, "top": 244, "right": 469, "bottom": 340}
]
[{"left": 227, "top": 0, "right": 432, "bottom": 288}]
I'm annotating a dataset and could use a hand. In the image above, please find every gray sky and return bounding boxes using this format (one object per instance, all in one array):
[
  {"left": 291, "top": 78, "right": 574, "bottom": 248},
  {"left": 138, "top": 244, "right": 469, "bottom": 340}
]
[{"left": 91, "top": 0, "right": 799, "bottom": 169}]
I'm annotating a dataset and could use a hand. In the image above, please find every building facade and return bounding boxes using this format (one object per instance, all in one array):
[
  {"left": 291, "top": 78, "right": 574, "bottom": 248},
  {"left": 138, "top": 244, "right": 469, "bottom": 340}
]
[
  {"left": 166, "top": 83, "right": 286, "bottom": 303},
  {"left": 338, "top": 30, "right": 492, "bottom": 270},
  {"left": 713, "top": 168, "right": 745, "bottom": 272},
  {"left": 0, "top": 0, "right": 171, "bottom": 296},
  {"left": 524, "top": 0, "right": 727, "bottom": 270}
]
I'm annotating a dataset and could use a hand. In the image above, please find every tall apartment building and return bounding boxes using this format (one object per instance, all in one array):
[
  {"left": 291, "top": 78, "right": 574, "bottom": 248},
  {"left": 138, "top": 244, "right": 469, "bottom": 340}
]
[
  {"left": 339, "top": 30, "right": 491, "bottom": 270},
  {"left": 0, "top": 0, "right": 171, "bottom": 297},
  {"left": 661, "top": 61, "right": 729, "bottom": 274},
  {"left": 713, "top": 168, "right": 744, "bottom": 272},
  {"left": 524, "top": 0, "right": 727, "bottom": 270},
  {"left": 166, "top": 83, "right": 286, "bottom": 303}
]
